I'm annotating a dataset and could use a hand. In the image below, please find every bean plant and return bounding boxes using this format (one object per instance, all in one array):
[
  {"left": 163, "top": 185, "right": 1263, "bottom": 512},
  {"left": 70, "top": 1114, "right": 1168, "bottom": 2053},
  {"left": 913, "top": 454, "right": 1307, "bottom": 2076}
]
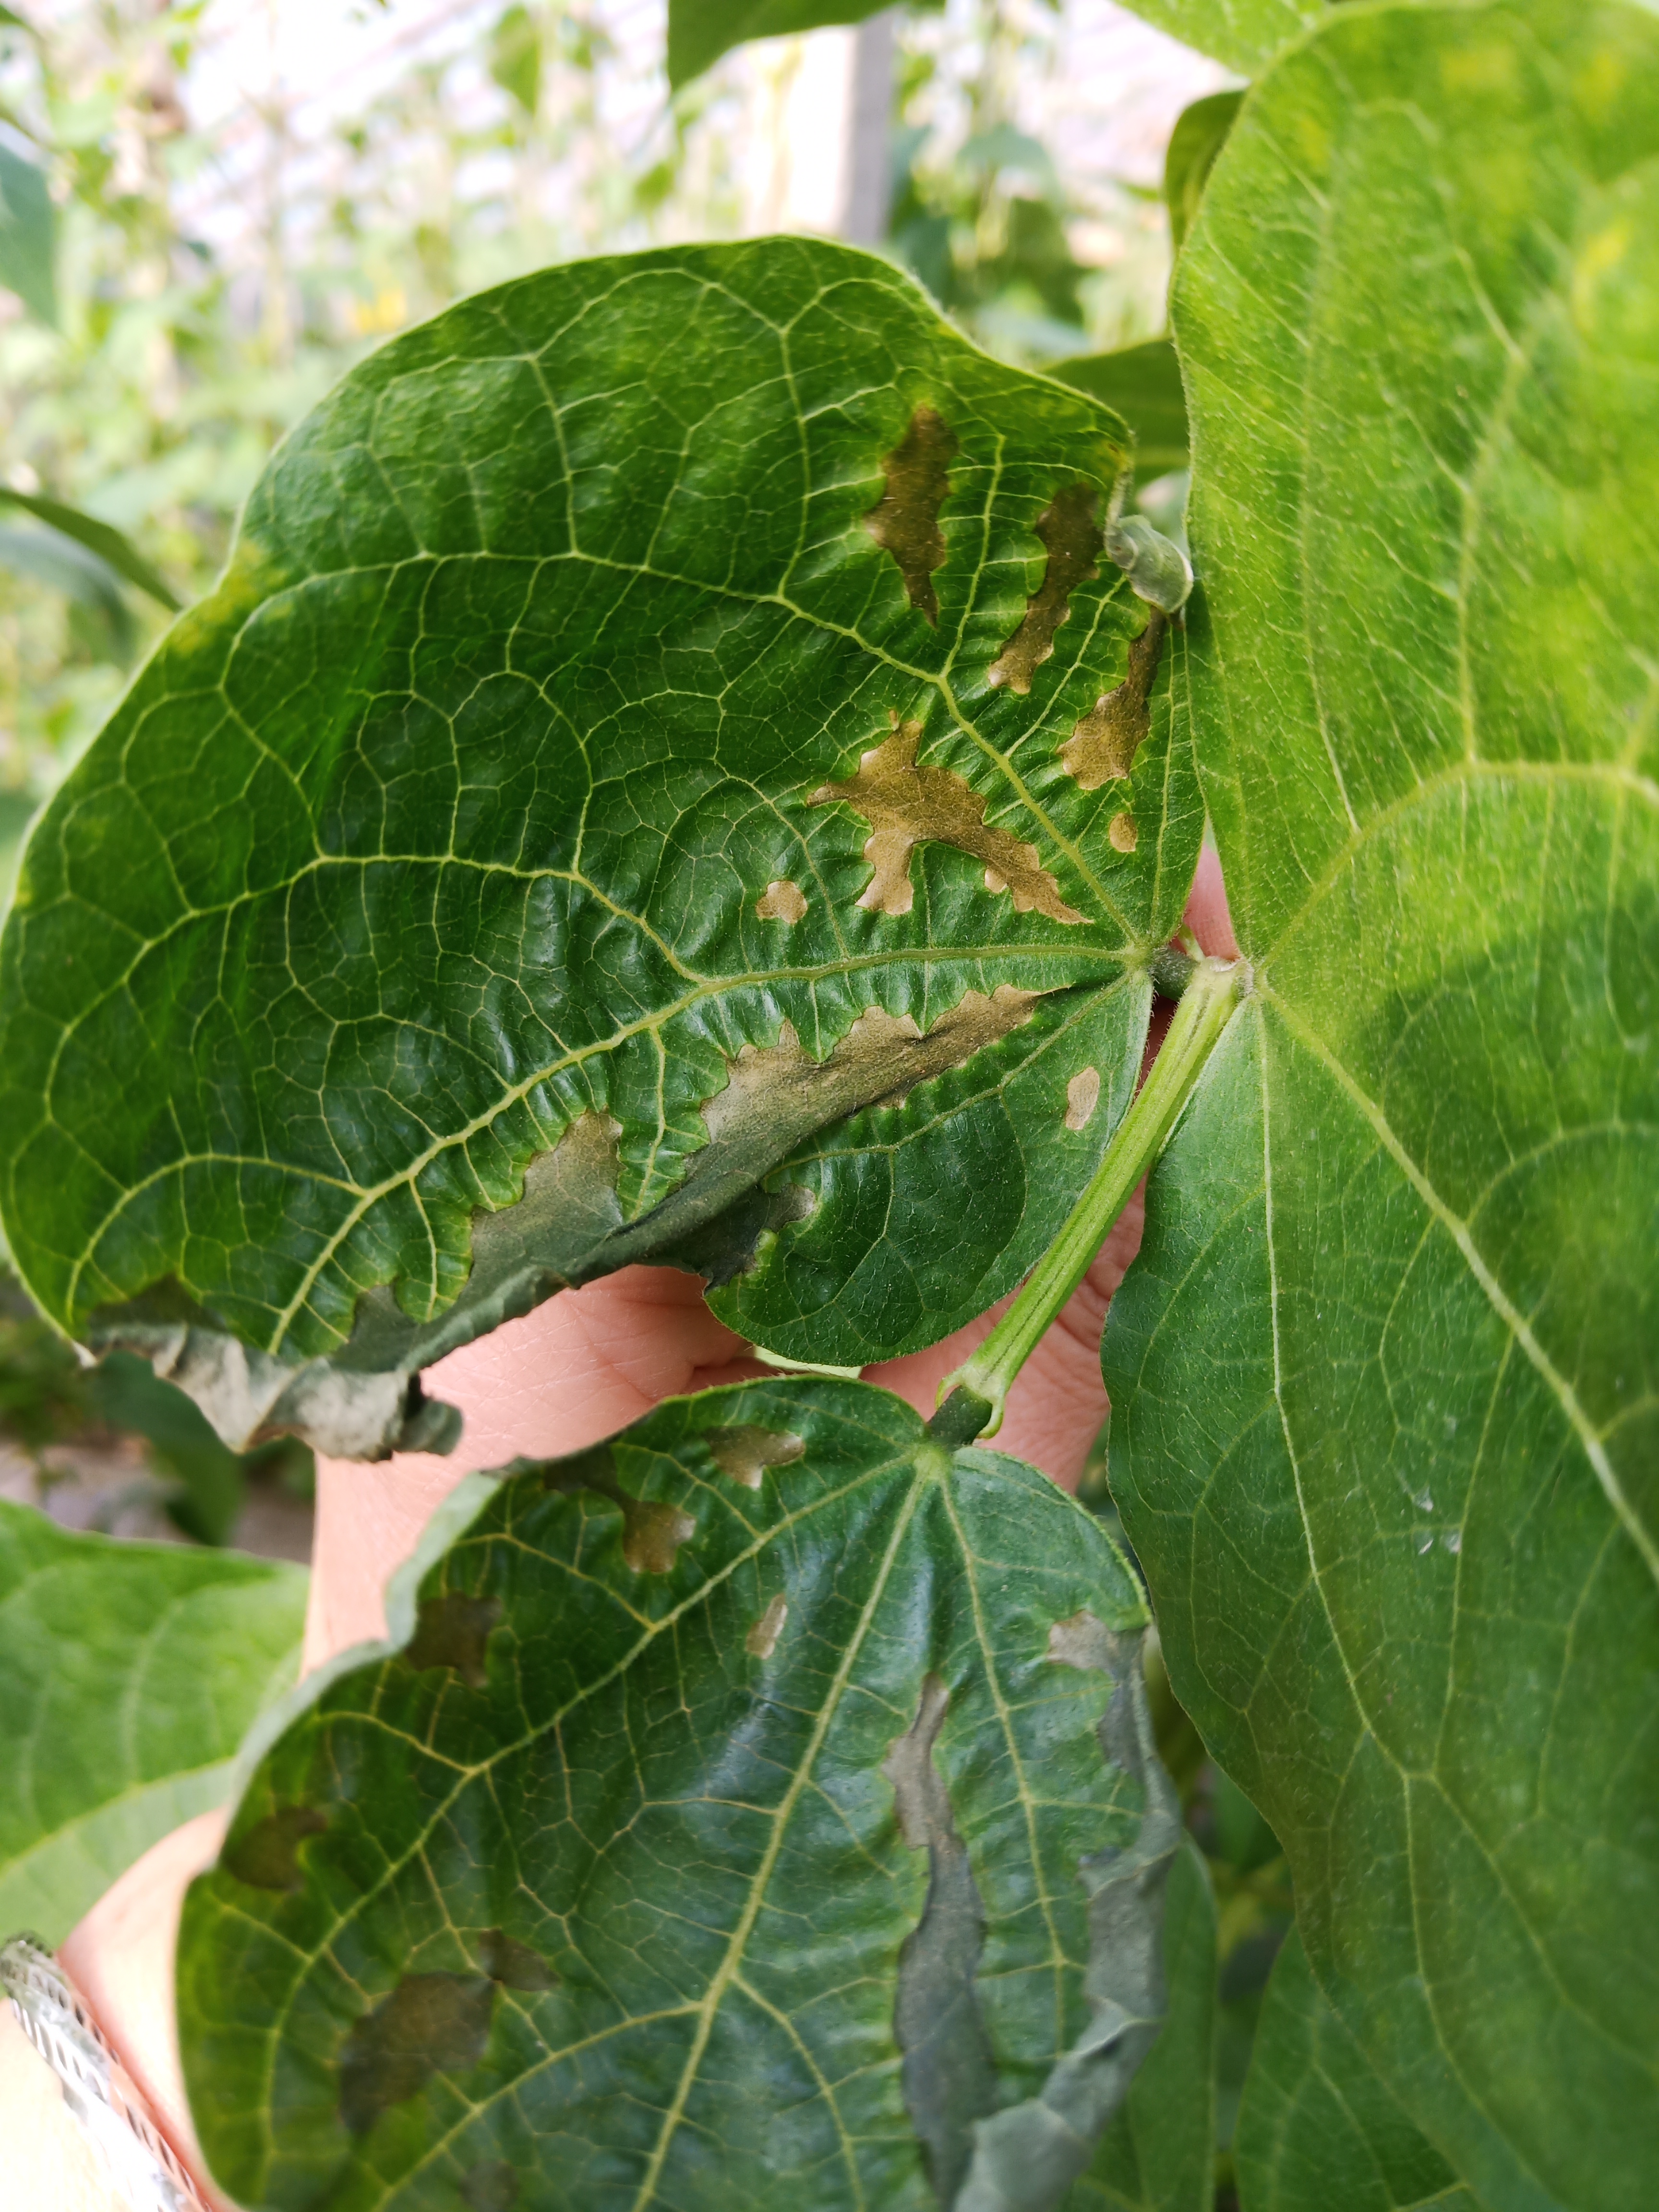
[{"left": 0, "top": 1, "right": 1653, "bottom": 2208}]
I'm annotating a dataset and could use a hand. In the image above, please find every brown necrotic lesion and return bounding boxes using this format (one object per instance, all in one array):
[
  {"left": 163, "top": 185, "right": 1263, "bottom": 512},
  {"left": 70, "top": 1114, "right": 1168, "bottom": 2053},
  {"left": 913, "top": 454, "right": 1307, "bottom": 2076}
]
[
  {"left": 988, "top": 484, "right": 1104, "bottom": 695},
  {"left": 1060, "top": 607, "right": 1167, "bottom": 790},
  {"left": 809, "top": 711, "right": 1085, "bottom": 924},
  {"left": 866, "top": 404, "right": 958, "bottom": 625}
]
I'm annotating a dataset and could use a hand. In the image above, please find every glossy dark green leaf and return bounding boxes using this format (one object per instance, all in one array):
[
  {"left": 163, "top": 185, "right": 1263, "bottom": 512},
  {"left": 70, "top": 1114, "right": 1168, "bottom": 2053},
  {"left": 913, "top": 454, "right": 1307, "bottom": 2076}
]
[
  {"left": 1105, "top": 5, "right": 1659, "bottom": 2207},
  {"left": 1048, "top": 343, "right": 1189, "bottom": 480},
  {"left": 667, "top": 0, "right": 892, "bottom": 88},
  {"left": 178, "top": 1376, "right": 1182, "bottom": 2212},
  {"left": 0, "top": 239, "right": 1201, "bottom": 1455},
  {"left": 1235, "top": 1927, "right": 1485, "bottom": 2212},
  {"left": 1066, "top": 1840, "right": 1216, "bottom": 2212},
  {"left": 1112, "top": 0, "right": 1329, "bottom": 72},
  {"left": 0, "top": 139, "right": 55, "bottom": 326},
  {"left": 0, "top": 1501, "right": 306, "bottom": 1943},
  {"left": 1163, "top": 91, "right": 1243, "bottom": 261},
  {"left": 0, "top": 486, "right": 182, "bottom": 611}
]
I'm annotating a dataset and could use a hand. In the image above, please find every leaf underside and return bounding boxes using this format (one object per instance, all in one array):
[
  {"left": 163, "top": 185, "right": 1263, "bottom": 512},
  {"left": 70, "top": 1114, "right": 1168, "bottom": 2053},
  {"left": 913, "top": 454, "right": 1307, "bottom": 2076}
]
[
  {"left": 0, "top": 1501, "right": 306, "bottom": 1944},
  {"left": 178, "top": 1377, "right": 1181, "bottom": 2212},
  {"left": 1107, "top": 6, "right": 1659, "bottom": 2209},
  {"left": 0, "top": 239, "right": 1202, "bottom": 1455}
]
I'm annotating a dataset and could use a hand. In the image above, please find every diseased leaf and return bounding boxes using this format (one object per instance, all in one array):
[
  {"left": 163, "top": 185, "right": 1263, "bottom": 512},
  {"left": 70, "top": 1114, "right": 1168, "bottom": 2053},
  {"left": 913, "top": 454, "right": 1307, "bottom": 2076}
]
[
  {"left": 666, "top": 0, "right": 891, "bottom": 88},
  {"left": 0, "top": 139, "right": 56, "bottom": 326},
  {"left": 1235, "top": 1927, "right": 1486, "bottom": 2212},
  {"left": 0, "top": 240, "right": 1202, "bottom": 1454},
  {"left": 1111, "top": 0, "right": 1330, "bottom": 72},
  {"left": 1066, "top": 1840, "right": 1217, "bottom": 2212},
  {"left": 178, "top": 1377, "right": 1181, "bottom": 2212},
  {"left": 1049, "top": 343, "right": 1189, "bottom": 480},
  {"left": 0, "top": 1500, "right": 306, "bottom": 1944},
  {"left": 1106, "top": 5, "right": 1659, "bottom": 2207}
]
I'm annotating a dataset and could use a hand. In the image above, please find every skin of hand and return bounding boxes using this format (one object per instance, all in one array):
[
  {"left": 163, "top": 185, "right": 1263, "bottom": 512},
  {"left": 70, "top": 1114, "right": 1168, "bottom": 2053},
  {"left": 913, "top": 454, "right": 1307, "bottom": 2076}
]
[{"left": 2, "top": 851, "right": 1238, "bottom": 2208}]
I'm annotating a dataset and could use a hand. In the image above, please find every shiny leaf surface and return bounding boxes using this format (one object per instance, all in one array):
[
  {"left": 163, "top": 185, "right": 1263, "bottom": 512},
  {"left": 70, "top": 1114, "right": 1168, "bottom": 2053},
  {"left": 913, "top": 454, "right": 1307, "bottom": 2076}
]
[
  {"left": 0, "top": 240, "right": 1202, "bottom": 1453},
  {"left": 178, "top": 1378, "right": 1181, "bottom": 2211}
]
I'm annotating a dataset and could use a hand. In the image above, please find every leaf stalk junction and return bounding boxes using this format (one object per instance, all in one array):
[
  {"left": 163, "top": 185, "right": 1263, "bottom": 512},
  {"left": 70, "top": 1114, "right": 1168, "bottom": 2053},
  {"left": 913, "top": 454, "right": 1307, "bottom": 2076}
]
[{"left": 932, "top": 954, "right": 1249, "bottom": 1446}]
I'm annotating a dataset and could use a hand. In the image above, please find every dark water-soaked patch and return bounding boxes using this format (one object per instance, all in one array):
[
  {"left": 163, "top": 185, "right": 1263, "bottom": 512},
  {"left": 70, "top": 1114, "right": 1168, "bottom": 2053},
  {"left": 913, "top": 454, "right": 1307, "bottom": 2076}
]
[
  {"left": 339, "top": 1972, "right": 494, "bottom": 2136},
  {"left": 223, "top": 1807, "right": 328, "bottom": 1893},
  {"left": 708, "top": 1424, "right": 805, "bottom": 1491},
  {"left": 541, "top": 1444, "right": 695, "bottom": 1575},
  {"left": 883, "top": 1674, "right": 998, "bottom": 2204},
  {"left": 477, "top": 1927, "right": 555, "bottom": 1992},
  {"left": 810, "top": 713, "right": 1085, "bottom": 924},
  {"left": 988, "top": 485, "right": 1103, "bottom": 695},
  {"left": 405, "top": 1593, "right": 502, "bottom": 1687},
  {"left": 460, "top": 2162, "right": 519, "bottom": 2212},
  {"left": 865, "top": 404, "right": 957, "bottom": 625},
  {"left": 1061, "top": 608, "right": 1167, "bottom": 790}
]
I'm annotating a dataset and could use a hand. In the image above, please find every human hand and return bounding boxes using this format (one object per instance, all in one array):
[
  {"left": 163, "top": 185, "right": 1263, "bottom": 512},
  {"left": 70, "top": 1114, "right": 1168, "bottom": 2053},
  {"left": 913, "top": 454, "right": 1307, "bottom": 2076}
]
[{"left": 2, "top": 851, "right": 1237, "bottom": 2208}]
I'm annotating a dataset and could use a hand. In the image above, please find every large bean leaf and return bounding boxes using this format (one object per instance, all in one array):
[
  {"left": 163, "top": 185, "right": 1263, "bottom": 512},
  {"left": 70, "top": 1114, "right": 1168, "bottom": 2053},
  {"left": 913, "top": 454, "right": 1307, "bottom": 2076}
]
[
  {"left": 0, "top": 1501, "right": 306, "bottom": 1943},
  {"left": 0, "top": 240, "right": 1201, "bottom": 1455},
  {"left": 177, "top": 1378, "right": 1181, "bottom": 2212},
  {"left": 1235, "top": 1927, "right": 1485, "bottom": 2212},
  {"left": 1105, "top": 5, "right": 1659, "bottom": 2208}
]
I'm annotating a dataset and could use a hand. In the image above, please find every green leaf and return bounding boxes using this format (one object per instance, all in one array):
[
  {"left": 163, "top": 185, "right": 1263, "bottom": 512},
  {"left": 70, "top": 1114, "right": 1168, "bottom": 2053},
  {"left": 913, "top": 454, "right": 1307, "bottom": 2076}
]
[
  {"left": 667, "top": 0, "right": 892, "bottom": 88},
  {"left": 1235, "top": 1927, "right": 1486, "bottom": 2212},
  {"left": 0, "top": 138, "right": 55, "bottom": 326},
  {"left": 0, "top": 240, "right": 1202, "bottom": 1455},
  {"left": 1105, "top": 4, "right": 1659, "bottom": 2207},
  {"left": 178, "top": 1376, "right": 1181, "bottom": 2211},
  {"left": 0, "top": 1500, "right": 306, "bottom": 1945},
  {"left": 0, "top": 486, "right": 182, "bottom": 611},
  {"left": 1048, "top": 342, "right": 1189, "bottom": 480},
  {"left": 1163, "top": 91, "right": 1243, "bottom": 260},
  {"left": 0, "top": 519, "right": 136, "bottom": 662},
  {"left": 1111, "top": 0, "right": 1330, "bottom": 72},
  {"left": 1066, "top": 1839, "right": 1217, "bottom": 2212},
  {"left": 489, "top": 4, "right": 541, "bottom": 116}
]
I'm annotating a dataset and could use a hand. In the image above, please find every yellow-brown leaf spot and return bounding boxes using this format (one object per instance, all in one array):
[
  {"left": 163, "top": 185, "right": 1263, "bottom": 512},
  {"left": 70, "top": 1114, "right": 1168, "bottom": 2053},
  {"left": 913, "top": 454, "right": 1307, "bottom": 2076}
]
[
  {"left": 1045, "top": 1608, "right": 1116, "bottom": 1673},
  {"left": 987, "top": 484, "right": 1103, "bottom": 694},
  {"left": 745, "top": 1594, "right": 789, "bottom": 1659},
  {"left": 619, "top": 1497, "right": 696, "bottom": 1576},
  {"left": 707, "top": 1424, "right": 805, "bottom": 1490},
  {"left": 865, "top": 404, "right": 958, "bottom": 625},
  {"left": 1060, "top": 608, "right": 1168, "bottom": 789},
  {"left": 808, "top": 711, "right": 1085, "bottom": 925},
  {"left": 756, "top": 878, "right": 807, "bottom": 923},
  {"left": 1065, "top": 1066, "right": 1101, "bottom": 1131},
  {"left": 1109, "top": 810, "right": 1138, "bottom": 853}
]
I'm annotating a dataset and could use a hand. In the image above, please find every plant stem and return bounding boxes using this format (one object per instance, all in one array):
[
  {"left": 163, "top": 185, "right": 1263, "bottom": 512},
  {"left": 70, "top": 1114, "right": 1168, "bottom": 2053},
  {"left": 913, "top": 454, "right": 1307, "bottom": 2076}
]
[{"left": 930, "top": 955, "right": 1249, "bottom": 1445}]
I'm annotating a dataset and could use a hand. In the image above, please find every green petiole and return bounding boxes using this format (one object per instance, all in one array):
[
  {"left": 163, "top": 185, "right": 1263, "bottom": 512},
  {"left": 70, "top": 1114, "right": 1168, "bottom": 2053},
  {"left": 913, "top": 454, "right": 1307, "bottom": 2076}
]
[{"left": 930, "top": 953, "right": 1250, "bottom": 1446}]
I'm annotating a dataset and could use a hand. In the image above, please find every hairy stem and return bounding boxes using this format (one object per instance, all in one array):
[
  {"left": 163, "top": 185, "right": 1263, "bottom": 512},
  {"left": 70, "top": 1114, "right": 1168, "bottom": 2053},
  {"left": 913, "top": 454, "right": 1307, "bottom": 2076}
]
[{"left": 931, "top": 955, "right": 1250, "bottom": 1443}]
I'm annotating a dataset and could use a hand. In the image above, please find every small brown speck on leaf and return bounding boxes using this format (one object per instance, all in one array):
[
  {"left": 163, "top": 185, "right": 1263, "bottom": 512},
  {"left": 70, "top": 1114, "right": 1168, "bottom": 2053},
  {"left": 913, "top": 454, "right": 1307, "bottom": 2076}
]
[
  {"left": 756, "top": 878, "right": 808, "bottom": 923},
  {"left": 745, "top": 1594, "right": 789, "bottom": 1659},
  {"left": 1109, "top": 810, "right": 1138, "bottom": 853},
  {"left": 1065, "top": 1067, "right": 1101, "bottom": 1131}
]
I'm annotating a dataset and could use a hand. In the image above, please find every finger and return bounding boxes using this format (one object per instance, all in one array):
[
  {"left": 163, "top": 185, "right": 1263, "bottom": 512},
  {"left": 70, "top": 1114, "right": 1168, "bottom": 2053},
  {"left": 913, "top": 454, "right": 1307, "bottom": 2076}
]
[{"left": 304, "top": 1264, "right": 761, "bottom": 1668}]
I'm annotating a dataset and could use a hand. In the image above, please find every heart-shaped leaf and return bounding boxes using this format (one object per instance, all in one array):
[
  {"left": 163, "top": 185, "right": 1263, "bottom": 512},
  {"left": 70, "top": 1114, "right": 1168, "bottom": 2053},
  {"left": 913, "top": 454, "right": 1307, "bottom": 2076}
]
[
  {"left": 0, "top": 240, "right": 1202, "bottom": 1455},
  {"left": 178, "top": 1378, "right": 1180, "bottom": 2211},
  {"left": 0, "top": 1501, "right": 306, "bottom": 1943},
  {"left": 1106, "top": 5, "right": 1659, "bottom": 2206}
]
